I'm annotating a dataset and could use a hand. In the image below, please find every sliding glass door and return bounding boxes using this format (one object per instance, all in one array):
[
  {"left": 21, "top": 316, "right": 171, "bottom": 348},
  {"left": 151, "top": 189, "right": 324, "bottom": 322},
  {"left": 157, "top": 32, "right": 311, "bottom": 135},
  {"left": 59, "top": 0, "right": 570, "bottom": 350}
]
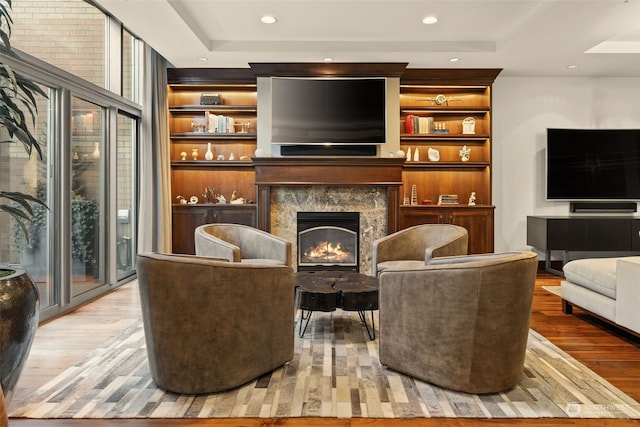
[
  {"left": 70, "top": 97, "right": 106, "bottom": 297},
  {"left": 116, "top": 113, "right": 137, "bottom": 277},
  {"left": 0, "top": 85, "right": 57, "bottom": 310}
]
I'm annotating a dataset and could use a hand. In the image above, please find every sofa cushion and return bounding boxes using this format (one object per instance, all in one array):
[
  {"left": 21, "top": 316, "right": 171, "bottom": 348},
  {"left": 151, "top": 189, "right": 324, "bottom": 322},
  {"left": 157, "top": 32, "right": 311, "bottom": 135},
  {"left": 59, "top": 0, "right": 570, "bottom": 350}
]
[{"left": 562, "top": 258, "right": 619, "bottom": 299}]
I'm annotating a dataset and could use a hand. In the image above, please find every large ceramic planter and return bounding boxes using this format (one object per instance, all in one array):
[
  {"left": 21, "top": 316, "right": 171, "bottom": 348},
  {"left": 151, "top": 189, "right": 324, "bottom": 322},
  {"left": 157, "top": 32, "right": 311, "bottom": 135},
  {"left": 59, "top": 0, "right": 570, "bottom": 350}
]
[
  {"left": 0, "top": 384, "right": 7, "bottom": 427},
  {"left": 0, "top": 267, "right": 39, "bottom": 406}
]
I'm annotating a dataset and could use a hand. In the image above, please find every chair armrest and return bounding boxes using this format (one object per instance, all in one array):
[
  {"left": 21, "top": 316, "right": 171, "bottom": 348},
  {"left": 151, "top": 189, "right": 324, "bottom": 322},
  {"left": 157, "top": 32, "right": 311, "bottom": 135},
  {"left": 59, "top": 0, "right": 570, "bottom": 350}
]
[
  {"left": 424, "top": 232, "right": 469, "bottom": 263},
  {"left": 194, "top": 229, "right": 241, "bottom": 262},
  {"left": 372, "top": 227, "right": 427, "bottom": 275},
  {"left": 427, "top": 251, "right": 525, "bottom": 266},
  {"left": 616, "top": 258, "right": 640, "bottom": 333}
]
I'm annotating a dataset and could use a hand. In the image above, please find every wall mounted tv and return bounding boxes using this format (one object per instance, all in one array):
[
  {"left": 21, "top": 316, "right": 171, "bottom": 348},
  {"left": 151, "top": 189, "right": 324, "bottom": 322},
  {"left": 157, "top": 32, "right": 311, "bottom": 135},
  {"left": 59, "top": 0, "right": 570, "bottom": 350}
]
[
  {"left": 270, "top": 77, "right": 387, "bottom": 145},
  {"left": 546, "top": 128, "right": 640, "bottom": 201}
]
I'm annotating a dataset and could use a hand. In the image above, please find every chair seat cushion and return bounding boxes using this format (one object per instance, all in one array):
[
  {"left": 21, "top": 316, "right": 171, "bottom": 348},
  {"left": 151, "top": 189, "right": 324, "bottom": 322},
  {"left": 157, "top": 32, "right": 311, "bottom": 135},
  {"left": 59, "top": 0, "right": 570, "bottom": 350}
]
[
  {"left": 241, "top": 258, "right": 286, "bottom": 266},
  {"left": 562, "top": 258, "right": 618, "bottom": 299},
  {"left": 377, "top": 260, "right": 426, "bottom": 273}
]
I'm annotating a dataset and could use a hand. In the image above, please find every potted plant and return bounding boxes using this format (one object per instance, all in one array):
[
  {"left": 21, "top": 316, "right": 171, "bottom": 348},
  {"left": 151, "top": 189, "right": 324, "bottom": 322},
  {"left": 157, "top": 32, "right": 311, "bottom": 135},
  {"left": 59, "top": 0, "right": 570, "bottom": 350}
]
[{"left": 0, "top": 0, "right": 48, "bottom": 406}]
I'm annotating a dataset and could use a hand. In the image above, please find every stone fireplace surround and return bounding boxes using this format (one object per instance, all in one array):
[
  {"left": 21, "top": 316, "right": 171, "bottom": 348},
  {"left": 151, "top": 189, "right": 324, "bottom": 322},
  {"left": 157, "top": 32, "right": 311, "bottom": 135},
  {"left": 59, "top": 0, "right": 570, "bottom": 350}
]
[{"left": 254, "top": 157, "right": 404, "bottom": 274}]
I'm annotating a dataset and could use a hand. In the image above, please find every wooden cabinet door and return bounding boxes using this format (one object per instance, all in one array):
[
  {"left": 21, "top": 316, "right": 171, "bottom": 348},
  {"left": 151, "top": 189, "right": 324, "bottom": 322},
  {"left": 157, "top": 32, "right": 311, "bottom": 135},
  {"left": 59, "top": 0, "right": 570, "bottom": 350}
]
[
  {"left": 399, "top": 207, "right": 443, "bottom": 229},
  {"left": 172, "top": 206, "right": 210, "bottom": 254},
  {"left": 212, "top": 205, "right": 257, "bottom": 227},
  {"left": 449, "top": 207, "right": 494, "bottom": 254}
]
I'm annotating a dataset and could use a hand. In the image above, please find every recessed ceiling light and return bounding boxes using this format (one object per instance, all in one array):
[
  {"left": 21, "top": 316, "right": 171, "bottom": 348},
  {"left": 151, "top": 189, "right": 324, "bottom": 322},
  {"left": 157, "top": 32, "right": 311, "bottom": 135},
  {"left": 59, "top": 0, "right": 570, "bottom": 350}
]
[
  {"left": 261, "top": 15, "right": 277, "bottom": 24},
  {"left": 567, "top": 64, "right": 579, "bottom": 69},
  {"left": 323, "top": 57, "right": 333, "bottom": 62},
  {"left": 422, "top": 15, "right": 438, "bottom": 25},
  {"left": 449, "top": 57, "right": 459, "bottom": 62},
  {"left": 197, "top": 57, "right": 208, "bottom": 62}
]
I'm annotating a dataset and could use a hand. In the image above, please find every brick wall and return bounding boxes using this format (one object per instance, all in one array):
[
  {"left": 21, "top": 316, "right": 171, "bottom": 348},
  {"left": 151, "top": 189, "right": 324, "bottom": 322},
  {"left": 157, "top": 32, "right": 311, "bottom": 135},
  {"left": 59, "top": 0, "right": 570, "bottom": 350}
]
[{"left": 11, "top": 0, "right": 106, "bottom": 88}]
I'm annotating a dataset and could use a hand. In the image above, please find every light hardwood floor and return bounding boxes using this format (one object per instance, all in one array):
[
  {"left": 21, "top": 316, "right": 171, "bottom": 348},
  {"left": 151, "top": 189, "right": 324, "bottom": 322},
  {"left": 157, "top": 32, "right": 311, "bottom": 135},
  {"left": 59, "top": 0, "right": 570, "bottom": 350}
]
[{"left": 8, "top": 270, "right": 640, "bottom": 427}]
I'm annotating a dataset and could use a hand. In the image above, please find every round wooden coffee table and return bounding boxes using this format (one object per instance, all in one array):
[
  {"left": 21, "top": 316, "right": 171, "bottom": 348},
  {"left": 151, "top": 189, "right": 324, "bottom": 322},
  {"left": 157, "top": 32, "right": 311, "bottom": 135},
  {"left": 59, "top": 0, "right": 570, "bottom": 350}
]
[{"left": 294, "top": 271, "right": 379, "bottom": 340}]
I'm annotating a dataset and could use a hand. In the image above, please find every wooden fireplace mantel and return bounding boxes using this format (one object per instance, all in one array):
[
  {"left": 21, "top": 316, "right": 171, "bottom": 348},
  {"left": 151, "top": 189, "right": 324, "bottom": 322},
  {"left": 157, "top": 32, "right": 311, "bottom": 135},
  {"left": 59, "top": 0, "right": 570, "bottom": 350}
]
[{"left": 253, "top": 157, "right": 405, "bottom": 233}]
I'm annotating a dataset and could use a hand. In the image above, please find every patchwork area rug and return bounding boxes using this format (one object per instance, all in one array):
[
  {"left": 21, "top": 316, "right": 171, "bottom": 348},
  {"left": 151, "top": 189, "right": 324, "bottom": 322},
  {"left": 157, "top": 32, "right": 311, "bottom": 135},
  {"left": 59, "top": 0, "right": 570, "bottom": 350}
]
[{"left": 10, "top": 311, "right": 640, "bottom": 419}]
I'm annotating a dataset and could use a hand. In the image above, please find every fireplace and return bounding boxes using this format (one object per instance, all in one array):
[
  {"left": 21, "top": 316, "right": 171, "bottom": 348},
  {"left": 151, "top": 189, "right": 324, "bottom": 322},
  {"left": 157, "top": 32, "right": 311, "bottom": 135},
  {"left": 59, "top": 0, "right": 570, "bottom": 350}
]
[
  {"left": 297, "top": 212, "right": 359, "bottom": 272},
  {"left": 253, "top": 157, "right": 405, "bottom": 274}
]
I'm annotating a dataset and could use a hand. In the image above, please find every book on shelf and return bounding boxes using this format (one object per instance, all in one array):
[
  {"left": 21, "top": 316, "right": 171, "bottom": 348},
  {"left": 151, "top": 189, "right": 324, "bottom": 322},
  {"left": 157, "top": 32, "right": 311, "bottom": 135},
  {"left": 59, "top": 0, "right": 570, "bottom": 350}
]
[
  {"left": 404, "top": 114, "right": 433, "bottom": 134},
  {"left": 205, "top": 112, "right": 236, "bottom": 134},
  {"left": 405, "top": 115, "right": 414, "bottom": 134},
  {"left": 438, "top": 194, "right": 459, "bottom": 205}
]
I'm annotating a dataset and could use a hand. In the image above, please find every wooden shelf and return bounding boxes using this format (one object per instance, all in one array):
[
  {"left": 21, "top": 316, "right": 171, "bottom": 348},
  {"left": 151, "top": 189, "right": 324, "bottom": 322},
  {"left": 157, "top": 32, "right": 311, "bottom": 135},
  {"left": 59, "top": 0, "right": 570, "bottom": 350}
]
[
  {"left": 403, "top": 161, "right": 490, "bottom": 169},
  {"left": 171, "top": 160, "right": 253, "bottom": 168},
  {"left": 400, "top": 134, "right": 490, "bottom": 141},
  {"left": 400, "top": 204, "right": 493, "bottom": 209},
  {"left": 172, "top": 202, "right": 257, "bottom": 207},
  {"left": 169, "top": 105, "right": 257, "bottom": 113},
  {"left": 400, "top": 106, "right": 489, "bottom": 113},
  {"left": 170, "top": 132, "right": 256, "bottom": 140}
]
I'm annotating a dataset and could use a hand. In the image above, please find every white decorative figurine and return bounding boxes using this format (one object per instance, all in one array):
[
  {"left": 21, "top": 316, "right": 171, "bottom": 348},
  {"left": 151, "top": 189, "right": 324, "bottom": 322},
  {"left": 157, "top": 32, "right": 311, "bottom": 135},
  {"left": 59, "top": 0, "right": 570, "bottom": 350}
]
[
  {"left": 468, "top": 192, "right": 476, "bottom": 206},
  {"left": 459, "top": 145, "right": 471, "bottom": 162},
  {"left": 462, "top": 117, "right": 476, "bottom": 134},
  {"left": 411, "top": 184, "right": 418, "bottom": 206},
  {"left": 428, "top": 147, "right": 440, "bottom": 162}
]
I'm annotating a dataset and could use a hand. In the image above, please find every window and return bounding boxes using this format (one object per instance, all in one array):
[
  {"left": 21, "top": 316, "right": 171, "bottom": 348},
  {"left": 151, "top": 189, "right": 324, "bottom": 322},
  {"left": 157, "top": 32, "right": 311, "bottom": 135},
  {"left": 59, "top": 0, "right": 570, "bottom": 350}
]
[
  {"left": 122, "top": 28, "right": 140, "bottom": 102},
  {"left": 1, "top": 0, "right": 144, "bottom": 321}
]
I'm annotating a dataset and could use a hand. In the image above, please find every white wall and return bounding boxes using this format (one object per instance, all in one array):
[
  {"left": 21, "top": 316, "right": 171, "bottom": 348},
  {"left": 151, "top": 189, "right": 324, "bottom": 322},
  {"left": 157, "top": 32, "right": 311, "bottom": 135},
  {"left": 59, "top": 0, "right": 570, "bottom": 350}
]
[{"left": 492, "top": 77, "right": 640, "bottom": 257}]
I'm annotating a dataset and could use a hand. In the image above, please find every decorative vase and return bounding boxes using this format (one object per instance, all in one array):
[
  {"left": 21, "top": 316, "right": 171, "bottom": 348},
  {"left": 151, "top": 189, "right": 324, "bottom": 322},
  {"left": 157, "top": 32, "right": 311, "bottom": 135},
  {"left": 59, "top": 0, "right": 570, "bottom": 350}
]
[
  {"left": 205, "top": 143, "right": 214, "bottom": 160},
  {"left": 0, "top": 267, "right": 40, "bottom": 406}
]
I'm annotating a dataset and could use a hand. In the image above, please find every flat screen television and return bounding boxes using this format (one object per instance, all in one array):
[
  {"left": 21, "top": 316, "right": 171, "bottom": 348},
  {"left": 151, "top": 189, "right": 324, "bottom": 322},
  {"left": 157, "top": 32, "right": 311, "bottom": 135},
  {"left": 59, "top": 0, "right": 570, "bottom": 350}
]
[
  {"left": 546, "top": 128, "right": 640, "bottom": 201},
  {"left": 270, "top": 77, "right": 387, "bottom": 145}
]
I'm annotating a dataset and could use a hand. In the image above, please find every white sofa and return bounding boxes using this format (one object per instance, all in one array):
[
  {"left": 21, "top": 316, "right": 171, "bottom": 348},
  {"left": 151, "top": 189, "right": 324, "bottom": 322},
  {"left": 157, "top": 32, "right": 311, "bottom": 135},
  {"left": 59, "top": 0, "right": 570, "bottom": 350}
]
[{"left": 561, "top": 256, "right": 640, "bottom": 336}]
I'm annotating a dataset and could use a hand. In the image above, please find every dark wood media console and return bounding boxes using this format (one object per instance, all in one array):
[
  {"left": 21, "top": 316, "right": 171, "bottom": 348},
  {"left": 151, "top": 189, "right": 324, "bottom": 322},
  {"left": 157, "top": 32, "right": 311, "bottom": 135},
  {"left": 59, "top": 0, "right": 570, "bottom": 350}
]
[{"left": 526, "top": 215, "right": 640, "bottom": 275}]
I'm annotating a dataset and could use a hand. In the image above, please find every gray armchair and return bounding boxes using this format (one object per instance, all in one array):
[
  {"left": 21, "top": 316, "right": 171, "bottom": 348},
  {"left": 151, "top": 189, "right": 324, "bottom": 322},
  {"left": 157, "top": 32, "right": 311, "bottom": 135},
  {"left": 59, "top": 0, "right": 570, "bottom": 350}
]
[
  {"left": 371, "top": 224, "right": 468, "bottom": 276},
  {"left": 137, "top": 252, "right": 295, "bottom": 394},
  {"left": 378, "top": 251, "right": 538, "bottom": 394},
  {"left": 195, "top": 223, "right": 292, "bottom": 266}
]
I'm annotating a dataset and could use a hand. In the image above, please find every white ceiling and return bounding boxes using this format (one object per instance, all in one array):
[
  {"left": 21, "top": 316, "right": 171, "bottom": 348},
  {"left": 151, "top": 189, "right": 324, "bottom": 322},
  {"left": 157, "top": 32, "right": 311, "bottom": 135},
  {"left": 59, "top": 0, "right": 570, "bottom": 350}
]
[{"left": 94, "top": 0, "right": 640, "bottom": 77}]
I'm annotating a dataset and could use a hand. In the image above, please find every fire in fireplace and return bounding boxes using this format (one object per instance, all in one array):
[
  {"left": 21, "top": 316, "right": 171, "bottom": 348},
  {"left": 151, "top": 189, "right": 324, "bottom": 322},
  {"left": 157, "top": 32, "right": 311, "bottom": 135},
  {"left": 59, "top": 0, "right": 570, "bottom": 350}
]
[{"left": 297, "top": 212, "right": 359, "bottom": 272}]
